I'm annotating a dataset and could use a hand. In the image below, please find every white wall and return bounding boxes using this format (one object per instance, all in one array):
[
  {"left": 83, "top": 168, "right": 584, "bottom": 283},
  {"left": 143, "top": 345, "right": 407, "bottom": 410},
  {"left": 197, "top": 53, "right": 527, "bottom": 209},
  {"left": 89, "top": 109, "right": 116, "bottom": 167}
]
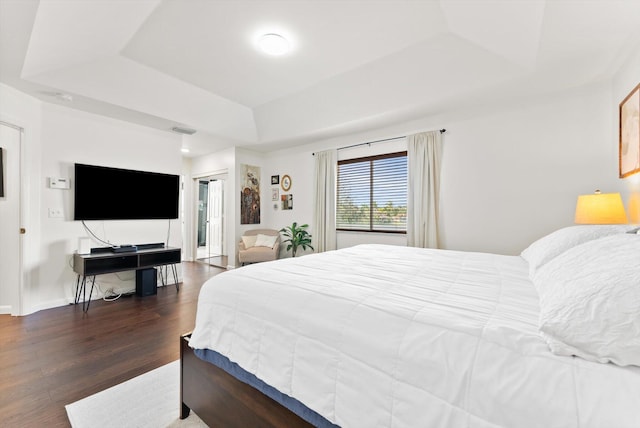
[
  {"left": 0, "top": 84, "right": 184, "bottom": 314},
  {"left": 261, "top": 80, "right": 631, "bottom": 256},
  {"left": 613, "top": 50, "right": 640, "bottom": 122},
  {"left": 37, "top": 104, "right": 183, "bottom": 311},
  {"left": 260, "top": 146, "right": 315, "bottom": 258},
  {"left": 439, "top": 84, "right": 622, "bottom": 254}
]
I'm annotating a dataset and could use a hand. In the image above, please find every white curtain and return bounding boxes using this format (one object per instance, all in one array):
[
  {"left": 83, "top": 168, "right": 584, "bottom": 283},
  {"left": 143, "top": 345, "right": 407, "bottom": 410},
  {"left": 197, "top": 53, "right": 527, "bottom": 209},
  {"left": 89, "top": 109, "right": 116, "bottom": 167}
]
[
  {"left": 407, "top": 131, "right": 443, "bottom": 248},
  {"left": 313, "top": 149, "right": 337, "bottom": 252}
]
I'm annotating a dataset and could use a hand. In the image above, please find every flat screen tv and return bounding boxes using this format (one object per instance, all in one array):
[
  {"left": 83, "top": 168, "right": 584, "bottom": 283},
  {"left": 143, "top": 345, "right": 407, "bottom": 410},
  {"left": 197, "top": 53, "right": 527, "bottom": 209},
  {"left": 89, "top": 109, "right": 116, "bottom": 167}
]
[{"left": 74, "top": 163, "right": 179, "bottom": 220}]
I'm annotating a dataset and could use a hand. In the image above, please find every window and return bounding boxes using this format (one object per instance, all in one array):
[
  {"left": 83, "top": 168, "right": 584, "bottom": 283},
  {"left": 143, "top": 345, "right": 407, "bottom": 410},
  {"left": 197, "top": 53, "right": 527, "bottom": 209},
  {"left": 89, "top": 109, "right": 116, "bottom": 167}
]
[{"left": 337, "top": 151, "right": 407, "bottom": 233}]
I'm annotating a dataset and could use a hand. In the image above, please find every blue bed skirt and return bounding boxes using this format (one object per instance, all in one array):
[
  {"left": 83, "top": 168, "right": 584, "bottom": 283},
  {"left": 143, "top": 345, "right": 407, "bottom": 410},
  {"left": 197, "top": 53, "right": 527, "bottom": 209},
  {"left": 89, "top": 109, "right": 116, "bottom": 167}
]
[{"left": 194, "top": 348, "right": 339, "bottom": 428}]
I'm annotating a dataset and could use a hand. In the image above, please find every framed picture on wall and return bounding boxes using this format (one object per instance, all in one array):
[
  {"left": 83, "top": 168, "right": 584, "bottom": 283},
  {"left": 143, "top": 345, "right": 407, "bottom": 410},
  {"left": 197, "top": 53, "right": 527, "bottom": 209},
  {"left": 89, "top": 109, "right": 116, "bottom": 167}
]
[
  {"left": 281, "top": 174, "right": 291, "bottom": 192},
  {"left": 271, "top": 175, "right": 279, "bottom": 185},
  {"left": 281, "top": 193, "right": 293, "bottom": 210},
  {"left": 619, "top": 82, "right": 640, "bottom": 178},
  {"left": 240, "top": 164, "right": 261, "bottom": 224}
]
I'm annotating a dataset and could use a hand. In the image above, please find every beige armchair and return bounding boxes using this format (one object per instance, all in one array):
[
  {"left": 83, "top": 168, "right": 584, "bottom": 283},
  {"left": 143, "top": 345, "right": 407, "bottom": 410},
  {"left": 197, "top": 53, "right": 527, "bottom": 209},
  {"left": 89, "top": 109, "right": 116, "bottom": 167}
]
[{"left": 238, "top": 229, "right": 281, "bottom": 265}]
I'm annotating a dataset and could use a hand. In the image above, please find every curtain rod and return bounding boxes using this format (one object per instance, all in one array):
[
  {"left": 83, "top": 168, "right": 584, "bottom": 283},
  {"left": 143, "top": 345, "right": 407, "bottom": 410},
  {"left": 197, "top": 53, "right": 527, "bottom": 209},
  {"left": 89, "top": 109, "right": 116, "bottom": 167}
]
[{"left": 313, "top": 129, "right": 446, "bottom": 155}]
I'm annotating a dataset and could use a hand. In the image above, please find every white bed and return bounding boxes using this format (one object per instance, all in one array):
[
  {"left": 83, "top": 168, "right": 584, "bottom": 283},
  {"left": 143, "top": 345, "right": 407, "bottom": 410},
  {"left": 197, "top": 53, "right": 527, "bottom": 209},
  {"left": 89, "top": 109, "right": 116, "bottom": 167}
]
[{"left": 189, "top": 232, "right": 640, "bottom": 427}]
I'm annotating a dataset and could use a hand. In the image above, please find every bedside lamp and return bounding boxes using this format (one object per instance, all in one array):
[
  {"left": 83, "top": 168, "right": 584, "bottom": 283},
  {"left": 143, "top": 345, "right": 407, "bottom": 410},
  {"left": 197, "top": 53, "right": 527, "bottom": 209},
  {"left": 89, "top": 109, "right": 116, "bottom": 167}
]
[{"left": 574, "top": 190, "right": 628, "bottom": 224}]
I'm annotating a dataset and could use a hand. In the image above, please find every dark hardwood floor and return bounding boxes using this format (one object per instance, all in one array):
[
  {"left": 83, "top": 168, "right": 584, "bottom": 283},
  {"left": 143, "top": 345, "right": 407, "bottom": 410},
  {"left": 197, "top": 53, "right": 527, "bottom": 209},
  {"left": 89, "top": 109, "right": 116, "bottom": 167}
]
[
  {"left": 0, "top": 261, "right": 222, "bottom": 428},
  {"left": 197, "top": 255, "right": 228, "bottom": 269}
]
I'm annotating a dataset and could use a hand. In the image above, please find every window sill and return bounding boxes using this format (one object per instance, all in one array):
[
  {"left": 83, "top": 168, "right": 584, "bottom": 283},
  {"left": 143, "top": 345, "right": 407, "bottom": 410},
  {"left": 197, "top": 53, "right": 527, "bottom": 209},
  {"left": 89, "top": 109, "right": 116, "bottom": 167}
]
[{"left": 336, "top": 228, "right": 406, "bottom": 235}]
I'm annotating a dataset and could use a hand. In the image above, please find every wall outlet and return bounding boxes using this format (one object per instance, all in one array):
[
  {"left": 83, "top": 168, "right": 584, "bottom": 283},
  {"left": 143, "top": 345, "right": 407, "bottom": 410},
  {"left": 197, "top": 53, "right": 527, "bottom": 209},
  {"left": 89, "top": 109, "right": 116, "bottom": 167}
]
[{"left": 48, "top": 208, "right": 63, "bottom": 218}]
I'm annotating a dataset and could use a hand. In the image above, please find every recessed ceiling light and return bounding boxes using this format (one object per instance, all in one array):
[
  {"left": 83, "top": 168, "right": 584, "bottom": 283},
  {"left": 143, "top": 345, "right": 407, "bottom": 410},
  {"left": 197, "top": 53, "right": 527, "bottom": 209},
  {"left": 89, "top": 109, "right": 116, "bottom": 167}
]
[
  {"left": 181, "top": 147, "right": 190, "bottom": 153},
  {"left": 258, "top": 33, "right": 290, "bottom": 56}
]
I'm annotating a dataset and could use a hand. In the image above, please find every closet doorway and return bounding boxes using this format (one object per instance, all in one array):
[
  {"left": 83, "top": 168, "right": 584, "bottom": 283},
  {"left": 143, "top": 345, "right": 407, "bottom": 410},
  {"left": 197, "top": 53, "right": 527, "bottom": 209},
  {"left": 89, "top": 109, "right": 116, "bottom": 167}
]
[{"left": 196, "top": 174, "right": 227, "bottom": 268}]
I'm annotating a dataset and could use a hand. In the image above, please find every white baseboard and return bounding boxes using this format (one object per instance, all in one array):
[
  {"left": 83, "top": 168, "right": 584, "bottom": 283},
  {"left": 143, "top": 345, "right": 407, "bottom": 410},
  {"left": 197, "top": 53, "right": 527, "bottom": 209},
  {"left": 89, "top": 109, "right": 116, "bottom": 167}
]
[
  {"left": 0, "top": 305, "right": 13, "bottom": 315},
  {"left": 25, "top": 298, "right": 70, "bottom": 315},
  {"left": 21, "top": 270, "right": 185, "bottom": 316}
]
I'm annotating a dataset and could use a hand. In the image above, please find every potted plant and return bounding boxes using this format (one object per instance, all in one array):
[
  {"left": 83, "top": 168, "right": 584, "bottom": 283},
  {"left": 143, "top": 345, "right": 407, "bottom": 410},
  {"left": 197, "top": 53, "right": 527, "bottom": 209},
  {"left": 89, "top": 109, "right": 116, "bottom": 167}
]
[{"left": 279, "top": 222, "right": 314, "bottom": 257}]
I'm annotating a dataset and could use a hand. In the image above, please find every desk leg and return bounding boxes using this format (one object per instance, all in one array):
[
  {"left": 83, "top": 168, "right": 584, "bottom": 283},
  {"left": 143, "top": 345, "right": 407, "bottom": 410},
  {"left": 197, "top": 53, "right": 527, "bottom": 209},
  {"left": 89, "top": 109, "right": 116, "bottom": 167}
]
[
  {"left": 159, "top": 266, "right": 167, "bottom": 287},
  {"left": 171, "top": 264, "right": 179, "bottom": 292},
  {"left": 74, "top": 275, "right": 83, "bottom": 304},
  {"left": 157, "top": 265, "right": 179, "bottom": 291},
  {"left": 84, "top": 276, "right": 96, "bottom": 312},
  {"left": 82, "top": 276, "right": 87, "bottom": 307}
]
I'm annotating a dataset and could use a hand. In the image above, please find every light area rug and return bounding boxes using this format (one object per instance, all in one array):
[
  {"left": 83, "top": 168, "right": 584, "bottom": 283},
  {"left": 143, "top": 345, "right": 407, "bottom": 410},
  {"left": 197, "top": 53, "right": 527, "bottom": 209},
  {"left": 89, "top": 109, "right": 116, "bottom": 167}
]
[{"left": 65, "top": 360, "right": 207, "bottom": 428}]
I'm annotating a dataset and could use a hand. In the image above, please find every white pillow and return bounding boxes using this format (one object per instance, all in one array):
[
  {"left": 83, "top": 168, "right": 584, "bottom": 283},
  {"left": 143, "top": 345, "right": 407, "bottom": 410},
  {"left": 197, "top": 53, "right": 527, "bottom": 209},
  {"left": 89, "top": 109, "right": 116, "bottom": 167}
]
[
  {"left": 254, "top": 233, "right": 277, "bottom": 248},
  {"left": 241, "top": 235, "right": 257, "bottom": 248},
  {"left": 521, "top": 225, "right": 631, "bottom": 277},
  {"left": 533, "top": 234, "right": 640, "bottom": 366}
]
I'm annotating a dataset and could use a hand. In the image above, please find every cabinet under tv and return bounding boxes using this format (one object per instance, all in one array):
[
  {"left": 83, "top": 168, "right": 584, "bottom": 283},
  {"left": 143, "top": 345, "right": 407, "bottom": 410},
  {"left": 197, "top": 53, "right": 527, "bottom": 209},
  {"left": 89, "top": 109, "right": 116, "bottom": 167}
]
[{"left": 72, "top": 246, "right": 181, "bottom": 311}]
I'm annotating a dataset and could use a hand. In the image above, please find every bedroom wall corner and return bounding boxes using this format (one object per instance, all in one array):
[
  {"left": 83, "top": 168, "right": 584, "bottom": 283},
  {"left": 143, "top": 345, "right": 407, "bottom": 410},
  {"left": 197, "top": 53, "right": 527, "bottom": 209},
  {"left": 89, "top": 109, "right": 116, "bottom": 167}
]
[{"left": 262, "top": 145, "right": 320, "bottom": 258}]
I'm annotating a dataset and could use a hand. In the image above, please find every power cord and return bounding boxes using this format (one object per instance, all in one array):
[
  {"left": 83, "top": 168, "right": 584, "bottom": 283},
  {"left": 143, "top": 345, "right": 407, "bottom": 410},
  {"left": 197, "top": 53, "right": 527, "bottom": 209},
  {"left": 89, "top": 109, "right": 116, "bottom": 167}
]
[
  {"left": 100, "top": 285, "right": 122, "bottom": 301},
  {"left": 69, "top": 255, "right": 134, "bottom": 302},
  {"left": 82, "top": 220, "right": 114, "bottom": 246}
]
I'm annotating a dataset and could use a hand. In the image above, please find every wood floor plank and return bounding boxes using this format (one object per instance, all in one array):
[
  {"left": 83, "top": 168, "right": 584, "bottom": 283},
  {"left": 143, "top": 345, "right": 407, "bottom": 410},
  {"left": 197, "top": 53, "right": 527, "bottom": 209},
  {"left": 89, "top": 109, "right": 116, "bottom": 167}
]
[{"left": 0, "top": 261, "right": 221, "bottom": 428}]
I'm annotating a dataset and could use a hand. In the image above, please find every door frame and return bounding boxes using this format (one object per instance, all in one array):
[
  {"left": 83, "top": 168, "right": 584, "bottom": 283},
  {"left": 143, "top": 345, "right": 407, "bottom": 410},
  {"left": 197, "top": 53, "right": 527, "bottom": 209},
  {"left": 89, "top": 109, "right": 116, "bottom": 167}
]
[
  {"left": 206, "top": 178, "right": 224, "bottom": 256},
  {"left": 191, "top": 169, "right": 228, "bottom": 263},
  {"left": 0, "top": 119, "right": 25, "bottom": 316}
]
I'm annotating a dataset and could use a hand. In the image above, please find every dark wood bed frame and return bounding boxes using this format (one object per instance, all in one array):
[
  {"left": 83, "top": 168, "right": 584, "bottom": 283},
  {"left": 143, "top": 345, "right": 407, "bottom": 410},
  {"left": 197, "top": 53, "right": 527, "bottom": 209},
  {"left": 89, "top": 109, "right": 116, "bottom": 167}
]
[{"left": 180, "top": 333, "right": 314, "bottom": 427}]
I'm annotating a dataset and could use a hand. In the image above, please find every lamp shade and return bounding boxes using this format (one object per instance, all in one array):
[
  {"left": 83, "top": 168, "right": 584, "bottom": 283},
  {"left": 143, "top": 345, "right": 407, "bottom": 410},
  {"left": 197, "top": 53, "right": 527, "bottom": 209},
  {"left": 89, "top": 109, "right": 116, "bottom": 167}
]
[{"left": 574, "top": 191, "right": 628, "bottom": 224}]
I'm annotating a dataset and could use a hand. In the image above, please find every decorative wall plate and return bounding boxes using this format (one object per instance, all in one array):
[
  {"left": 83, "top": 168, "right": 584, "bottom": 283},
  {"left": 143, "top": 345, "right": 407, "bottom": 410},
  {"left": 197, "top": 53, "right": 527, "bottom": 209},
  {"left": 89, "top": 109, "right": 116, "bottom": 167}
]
[{"left": 281, "top": 174, "right": 291, "bottom": 191}]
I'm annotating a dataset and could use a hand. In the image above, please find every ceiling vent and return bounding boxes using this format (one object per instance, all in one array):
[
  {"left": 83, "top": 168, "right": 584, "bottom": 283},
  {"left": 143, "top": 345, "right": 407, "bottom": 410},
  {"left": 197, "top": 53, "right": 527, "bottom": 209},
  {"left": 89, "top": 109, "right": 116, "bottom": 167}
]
[
  {"left": 55, "top": 92, "right": 73, "bottom": 102},
  {"left": 171, "top": 126, "right": 197, "bottom": 135}
]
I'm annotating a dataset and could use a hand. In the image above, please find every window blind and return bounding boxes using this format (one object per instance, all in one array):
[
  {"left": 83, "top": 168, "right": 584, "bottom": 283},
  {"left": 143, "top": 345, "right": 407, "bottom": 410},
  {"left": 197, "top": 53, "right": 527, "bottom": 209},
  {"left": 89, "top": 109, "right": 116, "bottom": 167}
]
[{"left": 337, "top": 151, "right": 407, "bottom": 233}]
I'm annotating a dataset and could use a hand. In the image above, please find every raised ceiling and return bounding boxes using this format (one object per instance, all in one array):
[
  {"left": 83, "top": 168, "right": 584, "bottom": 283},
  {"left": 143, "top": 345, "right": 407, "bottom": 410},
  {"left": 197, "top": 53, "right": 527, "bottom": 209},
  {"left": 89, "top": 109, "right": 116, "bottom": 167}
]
[{"left": 1, "top": 0, "right": 639, "bottom": 155}]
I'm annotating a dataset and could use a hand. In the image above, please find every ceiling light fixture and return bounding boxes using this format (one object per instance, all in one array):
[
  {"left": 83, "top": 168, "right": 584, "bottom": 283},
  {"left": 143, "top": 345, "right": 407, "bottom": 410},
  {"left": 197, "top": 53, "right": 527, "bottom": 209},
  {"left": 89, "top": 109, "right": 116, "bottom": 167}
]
[
  {"left": 181, "top": 147, "right": 190, "bottom": 153},
  {"left": 258, "top": 33, "right": 290, "bottom": 56}
]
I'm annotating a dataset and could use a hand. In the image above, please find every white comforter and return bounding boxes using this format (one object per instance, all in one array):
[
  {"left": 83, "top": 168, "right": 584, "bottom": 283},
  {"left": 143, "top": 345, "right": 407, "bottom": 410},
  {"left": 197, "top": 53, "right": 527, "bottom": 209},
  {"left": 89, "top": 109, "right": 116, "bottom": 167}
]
[{"left": 189, "top": 244, "right": 640, "bottom": 428}]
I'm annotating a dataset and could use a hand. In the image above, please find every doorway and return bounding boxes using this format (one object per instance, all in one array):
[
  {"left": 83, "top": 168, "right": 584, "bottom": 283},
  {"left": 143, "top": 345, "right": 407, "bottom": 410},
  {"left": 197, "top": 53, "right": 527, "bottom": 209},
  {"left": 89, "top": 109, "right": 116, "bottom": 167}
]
[
  {"left": 0, "top": 121, "right": 23, "bottom": 315},
  {"left": 196, "top": 175, "right": 227, "bottom": 268}
]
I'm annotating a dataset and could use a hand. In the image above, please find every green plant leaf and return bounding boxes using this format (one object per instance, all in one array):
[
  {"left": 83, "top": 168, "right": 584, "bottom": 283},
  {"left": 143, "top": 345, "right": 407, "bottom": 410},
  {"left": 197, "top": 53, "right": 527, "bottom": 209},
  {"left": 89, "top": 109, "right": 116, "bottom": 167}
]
[{"left": 280, "top": 222, "right": 313, "bottom": 257}]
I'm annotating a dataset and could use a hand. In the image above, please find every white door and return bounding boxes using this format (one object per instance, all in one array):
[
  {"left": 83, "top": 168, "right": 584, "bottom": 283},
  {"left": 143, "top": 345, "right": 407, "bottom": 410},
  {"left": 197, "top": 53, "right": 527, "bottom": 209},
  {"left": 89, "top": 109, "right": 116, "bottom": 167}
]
[
  {"left": 208, "top": 180, "right": 224, "bottom": 255},
  {"left": 0, "top": 122, "right": 23, "bottom": 315}
]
